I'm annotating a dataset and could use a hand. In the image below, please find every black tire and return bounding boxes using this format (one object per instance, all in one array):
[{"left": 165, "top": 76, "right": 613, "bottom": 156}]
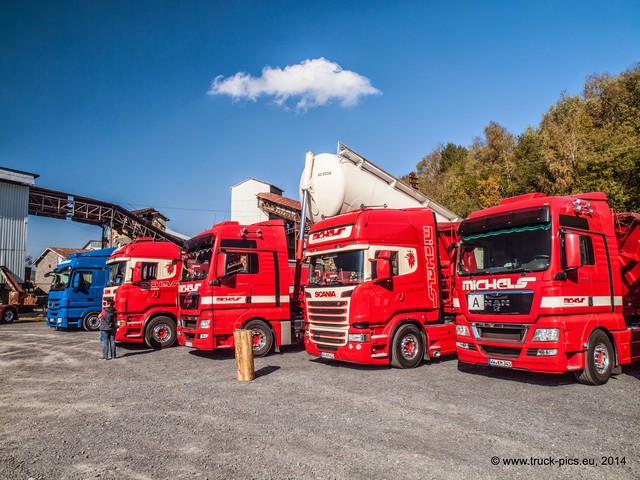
[
  {"left": 574, "top": 330, "right": 614, "bottom": 386},
  {"left": 83, "top": 312, "right": 100, "bottom": 331},
  {"left": 145, "top": 316, "right": 177, "bottom": 349},
  {"left": 2, "top": 307, "right": 17, "bottom": 323},
  {"left": 391, "top": 324, "right": 425, "bottom": 369},
  {"left": 244, "top": 320, "right": 273, "bottom": 358}
]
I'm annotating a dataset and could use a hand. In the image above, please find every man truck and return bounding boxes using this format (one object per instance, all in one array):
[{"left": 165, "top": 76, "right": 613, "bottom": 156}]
[
  {"left": 103, "top": 238, "right": 181, "bottom": 349},
  {"left": 176, "top": 220, "right": 304, "bottom": 356},
  {"left": 454, "top": 192, "right": 640, "bottom": 385},
  {"left": 46, "top": 248, "right": 115, "bottom": 330}
]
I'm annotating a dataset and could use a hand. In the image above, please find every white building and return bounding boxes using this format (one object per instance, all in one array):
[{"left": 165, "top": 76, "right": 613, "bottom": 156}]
[{"left": 230, "top": 179, "right": 285, "bottom": 224}]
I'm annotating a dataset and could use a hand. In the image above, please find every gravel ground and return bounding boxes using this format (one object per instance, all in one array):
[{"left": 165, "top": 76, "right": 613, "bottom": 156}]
[{"left": 1, "top": 320, "right": 639, "bottom": 480}]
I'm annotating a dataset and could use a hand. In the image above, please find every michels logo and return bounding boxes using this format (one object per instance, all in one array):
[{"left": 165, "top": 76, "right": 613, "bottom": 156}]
[
  {"left": 564, "top": 297, "right": 586, "bottom": 304},
  {"left": 314, "top": 291, "right": 337, "bottom": 298},
  {"left": 179, "top": 283, "right": 201, "bottom": 293},
  {"left": 462, "top": 277, "right": 536, "bottom": 291},
  {"left": 307, "top": 225, "right": 353, "bottom": 245}
]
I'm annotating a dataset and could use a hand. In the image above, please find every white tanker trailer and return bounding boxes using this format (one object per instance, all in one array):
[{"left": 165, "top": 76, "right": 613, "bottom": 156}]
[{"left": 299, "top": 142, "right": 460, "bottom": 224}]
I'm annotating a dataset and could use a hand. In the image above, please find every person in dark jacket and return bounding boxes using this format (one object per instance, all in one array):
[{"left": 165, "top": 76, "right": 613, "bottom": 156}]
[{"left": 99, "top": 298, "right": 117, "bottom": 360}]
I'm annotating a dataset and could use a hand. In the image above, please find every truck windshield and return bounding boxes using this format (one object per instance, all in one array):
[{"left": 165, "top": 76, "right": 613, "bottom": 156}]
[
  {"left": 307, "top": 250, "right": 364, "bottom": 286},
  {"left": 458, "top": 223, "right": 552, "bottom": 276},
  {"left": 182, "top": 234, "right": 214, "bottom": 281},
  {"left": 50, "top": 267, "right": 71, "bottom": 291},
  {"left": 105, "top": 261, "right": 127, "bottom": 287}
]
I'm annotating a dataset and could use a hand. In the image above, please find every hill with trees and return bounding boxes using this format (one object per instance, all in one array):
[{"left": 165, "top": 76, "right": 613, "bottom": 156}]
[{"left": 404, "top": 64, "right": 640, "bottom": 217}]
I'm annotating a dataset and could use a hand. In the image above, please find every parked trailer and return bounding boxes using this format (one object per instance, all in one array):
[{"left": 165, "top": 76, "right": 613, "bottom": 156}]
[{"left": 454, "top": 192, "right": 640, "bottom": 385}]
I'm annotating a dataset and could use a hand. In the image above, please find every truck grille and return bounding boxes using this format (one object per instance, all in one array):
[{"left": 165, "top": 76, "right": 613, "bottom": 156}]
[
  {"left": 471, "top": 323, "right": 529, "bottom": 344},
  {"left": 479, "top": 345, "right": 522, "bottom": 358},
  {"left": 47, "top": 299, "right": 60, "bottom": 314},
  {"left": 179, "top": 292, "right": 200, "bottom": 310},
  {"left": 307, "top": 291, "right": 351, "bottom": 348}
]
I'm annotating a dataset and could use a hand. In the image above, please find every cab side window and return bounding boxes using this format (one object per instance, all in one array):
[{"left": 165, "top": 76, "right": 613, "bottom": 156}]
[{"left": 141, "top": 263, "right": 158, "bottom": 281}]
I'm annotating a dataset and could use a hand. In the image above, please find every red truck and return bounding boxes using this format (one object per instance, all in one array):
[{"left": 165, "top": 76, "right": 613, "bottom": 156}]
[
  {"left": 303, "top": 207, "right": 459, "bottom": 368},
  {"left": 176, "top": 220, "right": 305, "bottom": 356},
  {"left": 103, "top": 238, "right": 182, "bottom": 349},
  {"left": 454, "top": 192, "right": 640, "bottom": 385}
]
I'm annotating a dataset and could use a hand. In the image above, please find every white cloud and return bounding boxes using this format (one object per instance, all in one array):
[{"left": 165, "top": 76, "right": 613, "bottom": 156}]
[{"left": 208, "top": 58, "right": 381, "bottom": 111}]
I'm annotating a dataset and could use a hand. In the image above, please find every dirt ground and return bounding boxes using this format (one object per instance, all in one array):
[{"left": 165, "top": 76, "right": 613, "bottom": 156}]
[{"left": 1, "top": 320, "right": 639, "bottom": 480}]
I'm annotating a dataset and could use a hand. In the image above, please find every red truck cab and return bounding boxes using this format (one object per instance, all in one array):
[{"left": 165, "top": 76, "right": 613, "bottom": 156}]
[
  {"left": 455, "top": 192, "right": 640, "bottom": 384},
  {"left": 303, "top": 208, "right": 458, "bottom": 368},
  {"left": 176, "top": 220, "right": 304, "bottom": 356},
  {"left": 103, "top": 239, "right": 181, "bottom": 349}
]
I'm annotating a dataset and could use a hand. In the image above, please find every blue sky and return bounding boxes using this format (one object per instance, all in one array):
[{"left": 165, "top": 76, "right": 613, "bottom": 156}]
[{"left": 1, "top": 0, "right": 638, "bottom": 260}]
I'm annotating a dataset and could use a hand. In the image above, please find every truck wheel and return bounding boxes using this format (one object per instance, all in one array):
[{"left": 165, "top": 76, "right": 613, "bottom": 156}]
[
  {"left": 575, "top": 330, "right": 614, "bottom": 385},
  {"left": 391, "top": 324, "right": 424, "bottom": 369},
  {"left": 244, "top": 320, "right": 273, "bottom": 357},
  {"left": 83, "top": 312, "right": 100, "bottom": 331},
  {"left": 145, "top": 316, "right": 176, "bottom": 349},
  {"left": 2, "top": 307, "right": 17, "bottom": 323}
]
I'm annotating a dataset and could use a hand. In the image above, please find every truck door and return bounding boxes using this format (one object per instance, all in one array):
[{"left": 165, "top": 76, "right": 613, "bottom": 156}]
[
  {"left": 70, "top": 270, "right": 95, "bottom": 316},
  {"left": 214, "top": 252, "right": 259, "bottom": 335}
]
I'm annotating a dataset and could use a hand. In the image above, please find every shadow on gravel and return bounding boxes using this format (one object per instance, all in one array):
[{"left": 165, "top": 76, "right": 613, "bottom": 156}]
[
  {"left": 255, "top": 365, "right": 280, "bottom": 377},
  {"left": 456, "top": 361, "right": 578, "bottom": 386},
  {"left": 621, "top": 362, "right": 640, "bottom": 382},
  {"left": 115, "top": 343, "right": 157, "bottom": 358},
  {"left": 308, "top": 353, "right": 457, "bottom": 371},
  {"left": 188, "top": 349, "right": 236, "bottom": 360}
]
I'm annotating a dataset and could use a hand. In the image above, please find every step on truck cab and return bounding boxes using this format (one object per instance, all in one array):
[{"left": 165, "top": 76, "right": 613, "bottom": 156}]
[
  {"left": 454, "top": 192, "right": 640, "bottom": 384},
  {"left": 46, "top": 248, "right": 116, "bottom": 330},
  {"left": 103, "top": 238, "right": 181, "bottom": 349},
  {"left": 303, "top": 207, "right": 458, "bottom": 368},
  {"left": 176, "top": 220, "right": 304, "bottom": 357}
]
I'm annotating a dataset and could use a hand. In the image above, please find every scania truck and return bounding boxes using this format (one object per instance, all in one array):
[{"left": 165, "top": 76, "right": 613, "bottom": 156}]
[
  {"left": 303, "top": 207, "right": 459, "bottom": 367},
  {"left": 103, "top": 238, "right": 181, "bottom": 349},
  {"left": 46, "top": 248, "right": 115, "bottom": 330},
  {"left": 454, "top": 192, "right": 640, "bottom": 385}
]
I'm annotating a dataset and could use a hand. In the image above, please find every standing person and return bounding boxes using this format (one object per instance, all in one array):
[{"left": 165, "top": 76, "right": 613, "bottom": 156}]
[{"left": 99, "top": 298, "right": 117, "bottom": 360}]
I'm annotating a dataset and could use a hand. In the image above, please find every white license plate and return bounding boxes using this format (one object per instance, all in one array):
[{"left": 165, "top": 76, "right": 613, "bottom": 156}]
[
  {"left": 468, "top": 293, "right": 485, "bottom": 311},
  {"left": 185, "top": 341, "right": 193, "bottom": 348},
  {"left": 320, "top": 352, "right": 335, "bottom": 360},
  {"left": 488, "top": 358, "right": 512, "bottom": 368}
]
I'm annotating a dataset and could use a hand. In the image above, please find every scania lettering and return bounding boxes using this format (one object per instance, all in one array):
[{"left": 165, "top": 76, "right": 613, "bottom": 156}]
[
  {"left": 103, "top": 238, "right": 181, "bottom": 349},
  {"left": 455, "top": 192, "right": 640, "bottom": 385}
]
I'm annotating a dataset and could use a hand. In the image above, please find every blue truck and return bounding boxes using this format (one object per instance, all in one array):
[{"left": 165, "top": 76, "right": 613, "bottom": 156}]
[{"left": 46, "top": 248, "right": 116, "bottom": 330}]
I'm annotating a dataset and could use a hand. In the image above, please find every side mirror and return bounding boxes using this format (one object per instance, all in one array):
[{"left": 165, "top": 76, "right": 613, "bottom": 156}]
[
  {"left": 215, "top": 254, "right": 227, "bottom": 280},
  {"left": 564, "top": 233, "right": 582, "bottom": 270},
  {"left": 370, "top": 250, "right": 392, "bottom": 283},
  {"left": 132, "top": 262, "right": 142, "bottom": 285},
  {"left": 72, "top": 274, "right": 80, "bottom": 290}
]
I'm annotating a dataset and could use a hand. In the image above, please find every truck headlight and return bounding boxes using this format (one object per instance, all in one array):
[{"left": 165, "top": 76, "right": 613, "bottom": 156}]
[
  {"left": 456, "top": 325, "right": 470, "bottom": 337},
  {"left": 199, "top": 319, "right": 210, "bottom": 329},
  {"left": 348, "top": 333, "right": 370, "bottom": 343},
  {"left": 532, "top": 328, "right": 560, "bottom": 342}
]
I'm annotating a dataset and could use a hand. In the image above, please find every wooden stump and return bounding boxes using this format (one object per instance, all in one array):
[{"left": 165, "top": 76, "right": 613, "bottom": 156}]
[{"left": 234, "top": 329, "right": 255, "bottom": 381}]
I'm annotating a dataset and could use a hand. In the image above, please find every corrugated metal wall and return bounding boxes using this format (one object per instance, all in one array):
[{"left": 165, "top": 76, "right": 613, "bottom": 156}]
[{"left": 0, "top": 182, "right": 29, "bottom": 283}]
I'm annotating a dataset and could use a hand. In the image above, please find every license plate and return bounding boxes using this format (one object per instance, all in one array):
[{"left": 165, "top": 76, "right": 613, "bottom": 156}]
[
  {"left": 185, "top": 341, "right": 193, "bottom": 348},
  {"left": 320, "top": 352, "right": 335, "bottom": 360},
  {"left": 468, "top": 293, "right": 485, "bottom": 311},
  {"left": 488, "top": 358, "right": 512, "bottom": 368}
]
